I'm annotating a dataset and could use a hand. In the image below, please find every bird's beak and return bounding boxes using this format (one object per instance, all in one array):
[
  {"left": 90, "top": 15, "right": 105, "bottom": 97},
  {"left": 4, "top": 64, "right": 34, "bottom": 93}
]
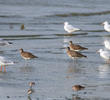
[
  {"left": 64, "top": 47, "right": 67, "bottom": 49},
  {"left": 96, "top": 50, "right": 99, "bottom": 53}
]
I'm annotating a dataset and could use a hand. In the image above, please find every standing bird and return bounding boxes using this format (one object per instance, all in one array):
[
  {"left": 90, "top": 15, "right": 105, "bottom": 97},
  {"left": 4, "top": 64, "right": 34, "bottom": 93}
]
[
  {"left": 72, "top": 85, "right": 85, "bottom": 92},
  {"left": 21, "top": 24, "right": 25, "bottom": 30},
  {"left": 97, "top": 49, "right": 110, "bottom": 63},
  {"left": 27, "top": 89, "right": 34, "bottom": 95},
  {"left": 64, "top": 22, "right": 80, "bottom": 33},
  {"left": 19, "top": 48, "right": 38, "bottom": 60},
  {"left": 29, "top": 82, "right": 35, "bottom": 88},
  {"left": 66, "top": 47, "right": 87, "bottom": 59},
  {"left": 101, "top": 21, "right": 110, "bottom": 32},
  {"left": 104, "top": 40, "right": 110, "bottom": 50},
  {"left": 0, "top": 56, "right": 14, "bottom": 72},
  {"left": 69, "top": 41, "right": 88, "bottom": 51}
]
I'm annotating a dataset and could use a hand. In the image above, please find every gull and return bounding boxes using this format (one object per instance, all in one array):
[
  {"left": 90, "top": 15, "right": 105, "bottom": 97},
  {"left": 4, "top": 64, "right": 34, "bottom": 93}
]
[
  {"left": 64, "top": 22, "right": 80, "bottom": 33},
  {"left": 69, "top": 41, "right": 88, "bottom": 51},
  {"left": 104, "top": 40, "right": 110, "bottom": 50},
  {"left": 101, "top": 21, "right": 110, "bottom": 32},
  {"left": 0, "top": 38, "right": 12, "bottom": 46},
  {"left": 0, "top": 56, "right": 14, "bottom": 72},
  {"left": 97, "top": 49, "right": 110, "bottom": 63}
]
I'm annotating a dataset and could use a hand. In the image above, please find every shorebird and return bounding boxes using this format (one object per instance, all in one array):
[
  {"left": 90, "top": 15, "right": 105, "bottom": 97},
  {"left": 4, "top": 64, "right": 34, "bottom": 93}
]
[
  {"left": 29, "top": 82, "right": 35, "bottom": 88},
  {"left": 104, "top": 40, "right": 110, "bottom": 50},
  {"left": 0, "top": 56, "right": 14, "bottom": 72},
  {"left": 101, "top": 21, "right": 110, "bottom": 32},
  {"left": 66, "top": 47, "right": 87, "bottom": 59},
  {"left": 64, "top": 22, "right": 80, "bottom": 33},
  {"left": 21, "top": 24, "right": 25, "bottom": 30},
  {"left": 27, "top": 89, "right": 34, "bottom": 95},
  {"left": 72, "top": 85, "right": 85, "bottom": 92},
  {"left": 97, "top": 49, "right": 110, "bottom": 63},
  {"left": 19, "top": 48, "right": 38, "bottom": 60},
  {"left": 69, "top": 41, "right": 88, "bottom": 51}
]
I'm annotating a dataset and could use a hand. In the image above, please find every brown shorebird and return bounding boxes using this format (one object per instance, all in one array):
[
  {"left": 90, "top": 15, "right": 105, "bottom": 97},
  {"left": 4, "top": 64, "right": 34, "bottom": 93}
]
[
  {"left": 69, "top": 41, "right": 88, "bottom": 51},
  {"left": 19, "top": 48, "right": 38, "bottom": 60},
  {"left": 21, "top": 24, "right": 25, "bottom": 30},
  {"left": 66, "top": 47, "right": 87, "bottom": 59},
  {"left": 27, "top": 89, "right": 34, "bottom": 95},
  {"left": 72, "top": 85, "right": 85, "bottom": 92},
  {"left": 29, "top": 82, "right": 35, "bottom": 88}
]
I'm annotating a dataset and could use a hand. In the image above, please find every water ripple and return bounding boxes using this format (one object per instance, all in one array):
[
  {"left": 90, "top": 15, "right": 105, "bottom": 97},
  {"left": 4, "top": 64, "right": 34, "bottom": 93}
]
[{"left": 46, "top": 10, "right": 110, "bottom": 17}]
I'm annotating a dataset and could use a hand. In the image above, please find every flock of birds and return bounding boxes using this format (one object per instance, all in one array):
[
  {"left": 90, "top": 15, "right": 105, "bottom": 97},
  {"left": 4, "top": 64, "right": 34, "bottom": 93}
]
[
  {"left": 0, "top": 21, "right": 110, "bottom": 93},
  {"left": 64, "top": 21, "right": 110, "bottom": 64},
  {"left": 64, "top": 21, "right": 110, "bottom": 93}
]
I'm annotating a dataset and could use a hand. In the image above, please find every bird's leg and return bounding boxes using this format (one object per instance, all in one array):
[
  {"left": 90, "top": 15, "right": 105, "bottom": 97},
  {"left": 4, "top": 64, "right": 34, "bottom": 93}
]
[
  {"left": 4, "top": 65, "right": 6, "bottom": 72},
  {"left": 76, "top": 91, "right": 79, "bottom": 96},
  {"left": 106, "top": 60, "right": 110, "bottom": 64},
  {"left": 73, "top": 58, "right": 78, "bottom": 63},
  {"left": 0, "top": 65, "right": 2, "bottom": 72}
]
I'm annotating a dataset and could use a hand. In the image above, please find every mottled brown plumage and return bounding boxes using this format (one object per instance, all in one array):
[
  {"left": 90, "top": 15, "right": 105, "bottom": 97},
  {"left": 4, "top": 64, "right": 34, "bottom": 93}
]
[
  {"left": 66, "top": 47, "right": 87, "bottom": 58},
  {"left": 29, "top": 82, "right": 35, "bottom": 88},
  {"left": 69, "top": 41, "right": 88, "bottom": 51},
  {"left": 72, "top": 85, "right": 85, "bottom": 91},
  {"left": 19, "top": 48, "right": 38, "bottom": 60},
  {"left": 27, "top": 89, "right": 34, "bottom": 95},
  {"left": 21, "top": 24, "right": 25, "bottom": 30}
]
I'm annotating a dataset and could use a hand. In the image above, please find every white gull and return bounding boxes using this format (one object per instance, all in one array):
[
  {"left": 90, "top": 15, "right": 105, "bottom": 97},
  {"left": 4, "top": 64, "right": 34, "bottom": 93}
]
[
  {"left": 102, "top": 21, "right": 110, "bottom": 32},
  {"left": 64, "top": 22, "right": 80, "bottom": 33},
  {"left": 0, "top": 38, "right": 12, "bottom": 46},
  {"left": 0, "top": 56, "right": 14, "bottom": 72},
  {"left": 104, "top": 40, "right": 110, "bottom": 50},
  {"left": 97, "top": 49, "right": 110, "bottom": 63}
]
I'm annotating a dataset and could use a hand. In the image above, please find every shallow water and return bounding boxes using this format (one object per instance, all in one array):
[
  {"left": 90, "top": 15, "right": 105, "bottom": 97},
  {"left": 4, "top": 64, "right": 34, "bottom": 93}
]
[{"left": 0, "top": 0, "right": 110, "bottom": 100}]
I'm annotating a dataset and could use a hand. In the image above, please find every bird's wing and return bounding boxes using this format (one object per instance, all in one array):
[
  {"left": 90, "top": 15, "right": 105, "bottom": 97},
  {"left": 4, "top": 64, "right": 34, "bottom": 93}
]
[
  {"left": 23, "top": 52, "right": 37, "bottom": 58},
  {"left": 66, "top": 24, "right": 75, "bottom": 30},
  {"left": 103, "top": 51, "right": 110, "bottom": 58},
  {"left": 67, "top": 24, "right": 80, "bottom": 31},
  {"left": 70, "top": 51, "right": 86, "bottom": 57},
  {"left": 108, "top": 25, "right": 110, "bottom": 29},
  {"left": 71, "top": 44, "right": 87, "bottom": 50}
]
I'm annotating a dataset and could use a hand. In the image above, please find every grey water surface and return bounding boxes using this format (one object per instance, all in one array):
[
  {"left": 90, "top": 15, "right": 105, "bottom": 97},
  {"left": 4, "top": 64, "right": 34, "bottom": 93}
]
[{"left": 0, "top": 0, "right": 110, "bottom": 100}]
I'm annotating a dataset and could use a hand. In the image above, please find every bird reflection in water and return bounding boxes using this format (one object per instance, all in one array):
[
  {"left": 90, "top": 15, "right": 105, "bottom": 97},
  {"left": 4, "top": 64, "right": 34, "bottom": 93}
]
[
  {"left": 28, "top": 95, "right": 32, "bottom": 100},
  {"left": 20, "top": 65, "right": 34, "bottom": 73},
  {"left": 72, "top": 95, "right": 82, "bottom": 100},
  {"left": 66, "top": 61, "right": 84, "bottom": 79},
  {"left": 65, "top": 95, "right": 83, "bottom": 100},
  {"left": 98, "top": 64, "right": 110, "bottom": 78}
]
